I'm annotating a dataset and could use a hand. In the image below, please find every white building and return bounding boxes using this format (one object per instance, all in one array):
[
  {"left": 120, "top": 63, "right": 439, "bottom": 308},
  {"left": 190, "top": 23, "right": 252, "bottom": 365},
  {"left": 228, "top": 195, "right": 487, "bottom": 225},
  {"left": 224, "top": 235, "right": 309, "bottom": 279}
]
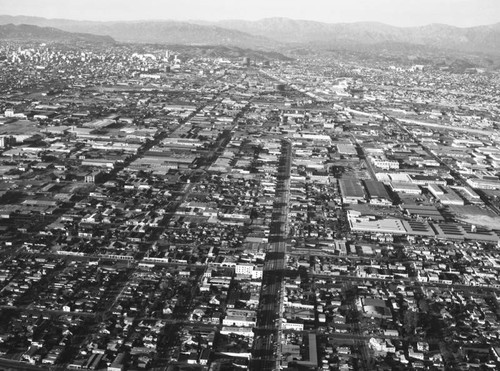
[
  {"left": 282, "top": 321, "right": 304, "bottom": 331},
  {"left": 370, "top": 156, "right": 399, "bottom": 170}
]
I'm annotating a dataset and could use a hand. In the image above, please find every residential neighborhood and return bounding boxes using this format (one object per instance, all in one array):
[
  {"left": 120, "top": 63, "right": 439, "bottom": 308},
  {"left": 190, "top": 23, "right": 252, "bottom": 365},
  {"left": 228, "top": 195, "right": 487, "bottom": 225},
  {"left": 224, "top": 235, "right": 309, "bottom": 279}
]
[{"left": 0, "top": 31, "right": 500, "bottom": 371}]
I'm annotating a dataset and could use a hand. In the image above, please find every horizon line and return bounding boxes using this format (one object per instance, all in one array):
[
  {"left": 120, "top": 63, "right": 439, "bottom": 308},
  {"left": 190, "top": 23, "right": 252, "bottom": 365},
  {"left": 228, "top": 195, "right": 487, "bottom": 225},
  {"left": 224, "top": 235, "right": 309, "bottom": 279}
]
[{"left": 0, "top": 14, "right": 499, "bottom": 29}]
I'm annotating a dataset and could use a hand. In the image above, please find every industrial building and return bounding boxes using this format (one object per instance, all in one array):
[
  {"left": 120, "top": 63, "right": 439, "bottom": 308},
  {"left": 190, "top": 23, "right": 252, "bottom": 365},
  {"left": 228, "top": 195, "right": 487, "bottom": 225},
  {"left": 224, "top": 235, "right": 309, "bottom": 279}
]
[
  {"left": 339, "top": 178, "right": 366, "bottom": 204},
  {"left": 363, "top": 179, "right": 393, "bottom": 205}
]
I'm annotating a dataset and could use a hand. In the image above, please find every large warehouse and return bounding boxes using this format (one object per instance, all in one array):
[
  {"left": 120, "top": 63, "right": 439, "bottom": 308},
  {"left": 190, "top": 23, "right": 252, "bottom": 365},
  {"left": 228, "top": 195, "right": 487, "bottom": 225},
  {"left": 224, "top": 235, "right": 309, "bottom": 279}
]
[
  {"left": 339, "top": 178, "right": 366, "bottom": 204},
  {"left": 363, "top": 180, "right": 393, "bottom": 205}
]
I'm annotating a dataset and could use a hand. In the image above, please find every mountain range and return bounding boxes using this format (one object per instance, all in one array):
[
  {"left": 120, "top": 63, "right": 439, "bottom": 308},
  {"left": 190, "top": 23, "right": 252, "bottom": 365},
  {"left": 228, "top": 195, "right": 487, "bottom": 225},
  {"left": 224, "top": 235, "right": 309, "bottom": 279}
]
[
  {"left": 1, "top": 15, "right": 500, "bottom": 55},
  {"left": 0, "top": 23, "right": 114, "bottom": 44},
  {"left": 207, "top": 18, "right": 500, "bottom": 53},
  {"left": 0, "top": 16, "right": 279, "bottom": 49}
]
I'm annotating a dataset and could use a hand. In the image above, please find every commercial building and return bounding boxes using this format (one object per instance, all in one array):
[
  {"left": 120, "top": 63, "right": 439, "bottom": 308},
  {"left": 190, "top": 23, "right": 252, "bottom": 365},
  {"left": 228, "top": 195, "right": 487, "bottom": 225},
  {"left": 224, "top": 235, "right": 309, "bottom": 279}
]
[{"left": 339, "top": 178, "right": 366, "bottom": 203}]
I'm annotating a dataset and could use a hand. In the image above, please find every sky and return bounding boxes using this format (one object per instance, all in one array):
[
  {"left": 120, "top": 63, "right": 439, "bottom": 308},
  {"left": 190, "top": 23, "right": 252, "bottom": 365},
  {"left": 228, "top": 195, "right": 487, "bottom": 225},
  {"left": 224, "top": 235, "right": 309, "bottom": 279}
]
[{"left": 0, "top": 0, "right": 499, "bottom": 27}]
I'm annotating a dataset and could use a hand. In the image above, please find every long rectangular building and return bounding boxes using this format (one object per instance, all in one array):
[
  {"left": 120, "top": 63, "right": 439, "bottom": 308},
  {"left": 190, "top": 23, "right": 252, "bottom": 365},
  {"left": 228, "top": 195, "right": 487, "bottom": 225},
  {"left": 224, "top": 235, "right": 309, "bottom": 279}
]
[
  {"left": 363, "top": 180, "right": 393, "bottom": 205},
  {"left": 339, "top": 178, "right": 366, "bottom": 204},
  {"left": 347, "top": 211, "right": 499, "bottom": 242}
]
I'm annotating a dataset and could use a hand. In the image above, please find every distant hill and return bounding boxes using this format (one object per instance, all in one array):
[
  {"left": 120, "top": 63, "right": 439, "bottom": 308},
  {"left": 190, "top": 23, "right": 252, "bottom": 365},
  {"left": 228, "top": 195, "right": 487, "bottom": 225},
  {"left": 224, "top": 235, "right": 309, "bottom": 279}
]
[
  {"left": 0, "top": 23, "right": 114, "bottom": 43},
  {"left": 0, "top": 16, "right": 279, "bottom": 49},
  {"left": 1, "top": 15, "right": 500, "bottom": 55},
  {"left": 206, "top": 18, "right": 500, "bottom": 55}
]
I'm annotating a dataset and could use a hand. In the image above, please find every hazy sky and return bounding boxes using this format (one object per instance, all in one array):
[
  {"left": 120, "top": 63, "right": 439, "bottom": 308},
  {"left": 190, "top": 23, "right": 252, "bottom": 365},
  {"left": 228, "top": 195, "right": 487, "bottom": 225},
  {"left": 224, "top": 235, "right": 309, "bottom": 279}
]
[{"left": 0, "top": 0, "right": 499, "bottom": 27}]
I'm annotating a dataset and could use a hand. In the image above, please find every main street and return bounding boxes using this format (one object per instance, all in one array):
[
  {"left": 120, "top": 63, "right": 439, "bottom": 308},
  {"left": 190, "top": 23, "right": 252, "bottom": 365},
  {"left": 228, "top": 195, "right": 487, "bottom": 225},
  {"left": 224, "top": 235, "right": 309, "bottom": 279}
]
[{"left": 251, "top": 139, "right": 292, "bottom": 371}]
